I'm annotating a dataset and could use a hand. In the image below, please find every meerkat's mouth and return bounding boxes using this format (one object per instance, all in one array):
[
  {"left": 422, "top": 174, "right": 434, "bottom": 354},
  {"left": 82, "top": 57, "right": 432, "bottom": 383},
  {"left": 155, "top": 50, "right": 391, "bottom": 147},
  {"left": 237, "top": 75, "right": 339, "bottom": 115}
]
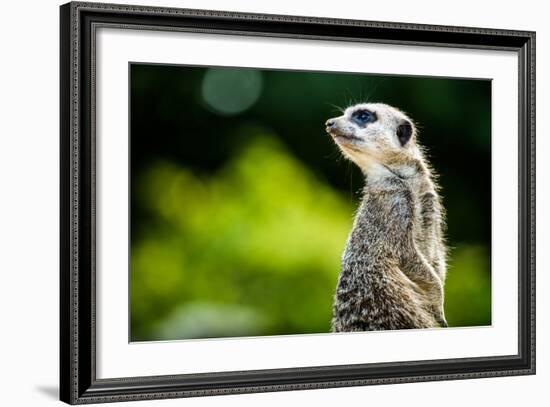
[
  {"left": 326, "top": 129, "right": 364, "bottom": 143},
  {"left": 336, "top": 134, "right": 363, "bottom": 142}
]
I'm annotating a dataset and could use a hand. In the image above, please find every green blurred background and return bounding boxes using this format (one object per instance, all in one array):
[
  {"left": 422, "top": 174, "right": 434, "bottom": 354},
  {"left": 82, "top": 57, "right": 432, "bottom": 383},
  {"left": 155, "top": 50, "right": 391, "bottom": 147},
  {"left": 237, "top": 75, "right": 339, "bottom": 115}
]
[{"left": 130, "top": 64, "right": 491, "bottom": 341}]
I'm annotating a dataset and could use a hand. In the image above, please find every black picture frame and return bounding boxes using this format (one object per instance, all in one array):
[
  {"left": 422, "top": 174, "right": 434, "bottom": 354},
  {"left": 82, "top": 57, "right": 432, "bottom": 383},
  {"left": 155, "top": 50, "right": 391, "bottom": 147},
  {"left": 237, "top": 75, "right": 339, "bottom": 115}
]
[{"left": 60, "top": 1, "right": 536, "bottom": 404}]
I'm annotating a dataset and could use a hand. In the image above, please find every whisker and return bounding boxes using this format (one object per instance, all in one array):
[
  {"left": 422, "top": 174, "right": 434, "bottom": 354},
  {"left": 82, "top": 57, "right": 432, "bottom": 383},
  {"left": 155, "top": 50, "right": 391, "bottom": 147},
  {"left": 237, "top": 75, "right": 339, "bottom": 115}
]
[{"left": 325, "top": 102, "right": 345, "bottom": 114}]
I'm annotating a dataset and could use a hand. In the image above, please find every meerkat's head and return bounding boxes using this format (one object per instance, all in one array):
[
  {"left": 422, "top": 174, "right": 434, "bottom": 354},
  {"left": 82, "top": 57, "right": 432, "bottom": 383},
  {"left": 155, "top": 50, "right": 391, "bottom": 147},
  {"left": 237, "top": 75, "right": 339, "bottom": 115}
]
[{"left": 325, "top": 103, "right": 423, "bottom": 178}]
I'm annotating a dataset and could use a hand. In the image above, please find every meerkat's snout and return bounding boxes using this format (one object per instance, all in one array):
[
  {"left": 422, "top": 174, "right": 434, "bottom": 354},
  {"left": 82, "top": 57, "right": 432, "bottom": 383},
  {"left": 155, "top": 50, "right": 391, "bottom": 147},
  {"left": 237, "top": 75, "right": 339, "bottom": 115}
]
[
  {"left": 325, "top": 118, "right": 336, "bottom": 136},
  {"left": 325, "top": 117, "right": 337, "bottom": 133},
  {"left": 325, "top": 117, "right": 343, "bottom": 138},
  {"left": 325, "top": 116, "right": 361, "bottom": 143},
  {"left": 325, "top": 119, "right": 336, "bottom": 130}
]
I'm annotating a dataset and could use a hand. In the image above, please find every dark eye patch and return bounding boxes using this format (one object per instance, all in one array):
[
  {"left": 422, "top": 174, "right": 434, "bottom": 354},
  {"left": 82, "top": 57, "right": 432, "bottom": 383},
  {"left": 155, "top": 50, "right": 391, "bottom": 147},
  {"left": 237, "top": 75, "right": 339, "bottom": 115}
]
[{"left": 351, "top": 109, "right": 377, "bottom": 127}]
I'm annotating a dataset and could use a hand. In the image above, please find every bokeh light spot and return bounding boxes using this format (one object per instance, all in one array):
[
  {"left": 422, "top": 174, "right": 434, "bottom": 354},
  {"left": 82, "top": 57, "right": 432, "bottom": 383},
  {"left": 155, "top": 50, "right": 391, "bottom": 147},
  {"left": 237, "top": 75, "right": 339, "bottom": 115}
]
[{"left": 201, "top": 68, "right": 263, "bottom": 115}]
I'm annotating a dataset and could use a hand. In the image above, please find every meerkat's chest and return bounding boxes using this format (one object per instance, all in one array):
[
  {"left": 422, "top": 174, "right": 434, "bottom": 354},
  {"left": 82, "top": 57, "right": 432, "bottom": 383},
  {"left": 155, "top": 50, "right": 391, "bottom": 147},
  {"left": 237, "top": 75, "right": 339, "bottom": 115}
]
[{"left": 341, "top": 200, "right": 398, "bottom": 263}]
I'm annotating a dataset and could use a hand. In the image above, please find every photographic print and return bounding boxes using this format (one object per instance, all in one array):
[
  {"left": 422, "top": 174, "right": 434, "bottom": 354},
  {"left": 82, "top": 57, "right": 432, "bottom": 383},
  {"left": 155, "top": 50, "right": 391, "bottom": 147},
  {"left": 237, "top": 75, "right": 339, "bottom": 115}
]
[
  {"left": 129, "top": 64, "right": 491, "bottom": 342},
  {"left": 61, "top": 3, "right": 535, "bottom": 403}
]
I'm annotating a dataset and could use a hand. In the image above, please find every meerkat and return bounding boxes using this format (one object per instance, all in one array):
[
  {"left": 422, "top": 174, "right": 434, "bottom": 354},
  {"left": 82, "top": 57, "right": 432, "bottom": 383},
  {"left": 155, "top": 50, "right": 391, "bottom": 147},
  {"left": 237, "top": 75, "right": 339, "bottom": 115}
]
[{"left": 326, "top": 103, "right": 448, "bottom": 331}]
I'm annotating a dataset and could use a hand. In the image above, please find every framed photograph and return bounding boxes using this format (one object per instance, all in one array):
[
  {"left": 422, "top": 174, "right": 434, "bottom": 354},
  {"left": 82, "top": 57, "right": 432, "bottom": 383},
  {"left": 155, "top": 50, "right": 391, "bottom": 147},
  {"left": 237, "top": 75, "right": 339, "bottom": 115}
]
[{"left": 60, "top": 1, "right": 536, "bottom": 404}]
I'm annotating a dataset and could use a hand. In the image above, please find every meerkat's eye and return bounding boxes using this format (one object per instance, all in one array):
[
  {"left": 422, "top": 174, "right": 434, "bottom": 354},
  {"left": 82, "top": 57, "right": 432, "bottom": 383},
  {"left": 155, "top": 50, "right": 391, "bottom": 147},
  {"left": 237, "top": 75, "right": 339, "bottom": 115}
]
[{"left": 351, "top": 109, "right": 376, "bottom": 126}]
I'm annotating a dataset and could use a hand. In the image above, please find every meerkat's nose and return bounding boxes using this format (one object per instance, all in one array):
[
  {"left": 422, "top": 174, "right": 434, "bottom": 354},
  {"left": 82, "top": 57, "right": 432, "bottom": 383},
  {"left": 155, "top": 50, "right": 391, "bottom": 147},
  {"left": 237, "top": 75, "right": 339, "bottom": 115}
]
[{"left": 326, "top": 119, "right": 336, "bottom": 128}]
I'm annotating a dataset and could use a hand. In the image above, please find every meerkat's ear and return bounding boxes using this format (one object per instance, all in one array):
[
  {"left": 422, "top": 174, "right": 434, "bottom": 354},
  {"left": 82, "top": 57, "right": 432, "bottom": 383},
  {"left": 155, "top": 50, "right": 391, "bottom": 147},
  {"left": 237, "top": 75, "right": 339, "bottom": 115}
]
[{"left": 396, "top": 121, "right": 413, "bottom": 146}]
